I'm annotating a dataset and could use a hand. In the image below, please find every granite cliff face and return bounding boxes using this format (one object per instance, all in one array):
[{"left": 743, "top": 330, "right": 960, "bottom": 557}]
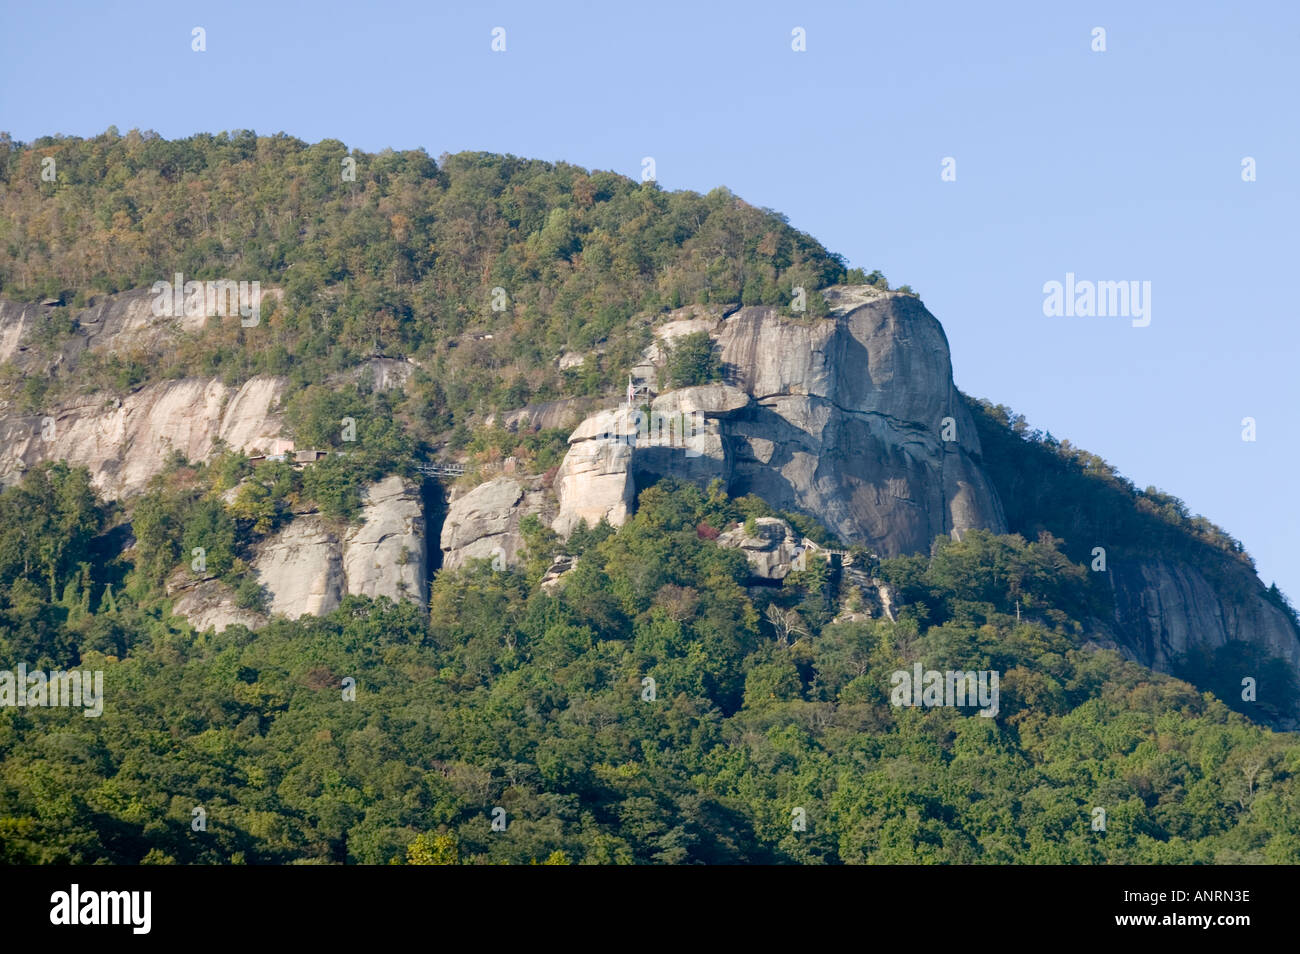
[
  {"left": 0, "top": 376, "right": 288, "bottom": 497},
  {"left": 5, "top": 287, "right": 1297, "bottom": 711},
  {"left": 0, "top": 291, "right": 288, "bottom": 497},
  {"left": 440, "top": 476, "right": 551, "bottom": 570},
  {"left": 167, "top": 476, "right": 428, "bottom": 631},
  {"left": 1108, "top": 559, "right": 1300, "bottom": 675},
  {"left": 0, "top": 292, "right": 427, "bottom": 631},
  {"left": 550, "top": 286, "right": 1007, "bottom": 556}
]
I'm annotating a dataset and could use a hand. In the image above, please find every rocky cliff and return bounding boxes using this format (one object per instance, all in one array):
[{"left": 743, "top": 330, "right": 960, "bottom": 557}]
[
  {"left": 0, "top": 291, "right": 289, "bottom": 497},
  {"left": 0, "top": 375, "right": 288, "bottom": 497},
  {"left": 168, "top": 476, "right": 428, "bottom": 631},
  {"left": 6, "top": 286, "right": 1297, "bottom": 715},
  {"left": 1108, "top": 559, "right": 1300, "bottom": 675},
  {"left": 550, "top": 286, "right": 1007, "bottom": 555},
  {"left": 440, "top": 476, "right": 551, "bottom": 570},
  {"left": 0, "top": 291, "right": 427, "bottom": 631}
]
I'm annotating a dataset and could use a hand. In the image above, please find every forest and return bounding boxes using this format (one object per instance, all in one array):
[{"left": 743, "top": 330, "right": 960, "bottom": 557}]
[{"left": 0, "top": 467, "right": 1297, "bottom": 864}]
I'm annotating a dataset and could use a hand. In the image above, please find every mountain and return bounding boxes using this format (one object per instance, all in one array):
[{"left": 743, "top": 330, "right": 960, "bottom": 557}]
[{"left": 1, "top": 130, "right": 1297, "bottom": 864}]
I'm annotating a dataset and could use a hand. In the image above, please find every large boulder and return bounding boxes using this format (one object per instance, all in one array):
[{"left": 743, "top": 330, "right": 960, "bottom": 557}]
[
  {"left": 344, "top": 475, "right": 428, "bottom": 604},
  {"left": 253, "top": 515, "right": 344, "bottom": 620},
  {"left": 716, "top": 517, "right": 804, "bottom": 580},
  {"left": 442, "top": 476, "right": 549, "bottom": 569},
  {"left": 550, "top": 285, "right": 1007, "bottom": 557},
  {"left": 552, "top": 412, "right": 638, "bottom": 537},
  {"left": 167, "top": 574, "right": 266, "bottom": 634}
]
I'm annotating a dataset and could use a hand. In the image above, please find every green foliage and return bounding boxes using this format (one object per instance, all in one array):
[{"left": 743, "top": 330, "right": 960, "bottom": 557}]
[
  {"left": 0, "top": 131, "right": 856, "bottom": 434},
  {"left": 966, "top": 396, "right": 1252, "bottom": 570},
  {"left": 0, "top": 479, "right": 1298, "bottom": 865},
  {"left": 0, "top": 131, "right": 1295, "bottom": 866},
  {"left": 965, "top": 395, "right": 1298, "bottom": 722},
  {"left": 664, "top": 331, "right": 722, "bottom": 388}
]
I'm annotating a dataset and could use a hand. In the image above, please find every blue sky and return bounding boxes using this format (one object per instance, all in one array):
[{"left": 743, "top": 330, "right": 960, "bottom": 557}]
[{"left": 3, "top": 0, "right": 1297, "bottom": 598}]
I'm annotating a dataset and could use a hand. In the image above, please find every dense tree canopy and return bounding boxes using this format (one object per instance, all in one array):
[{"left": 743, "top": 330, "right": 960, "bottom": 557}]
[
  {"left": 1, "top": 477, "right": 1297, "bottom": 865},
  {"left": 0, "top": 130, "right": 850, "bottom": 439}
]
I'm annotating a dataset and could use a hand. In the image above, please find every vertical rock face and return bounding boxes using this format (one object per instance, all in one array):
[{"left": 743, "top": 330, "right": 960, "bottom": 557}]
[
  {"left": 552, "top": 415, "right": 637, "bottom": 537},
  {"left": 0, "top": 290, "right": 290, "bottom": 499},
  {"left": 253, "top": 516, "right": 345, "bottom": 620},
  {"left": 0, "top": 376, "right": 287, "bottom": 498},
  {"left": 344, "top": 475, "right": 428, "bottom": 605},
  {"left": 171, "top": 477, "right": 428, "bottom": 631},
  {"left": 550, "top": 285, "right": 1007, "bottom": 556},
  {"left": 715, "top": 288, "right": 1005, "bottom": 555},
  {"left": 1109, "top": 560, "right": 1300, "bottom": 674},
  {"left": 441, "top": 476, "right": 550, "bottom": 569}
]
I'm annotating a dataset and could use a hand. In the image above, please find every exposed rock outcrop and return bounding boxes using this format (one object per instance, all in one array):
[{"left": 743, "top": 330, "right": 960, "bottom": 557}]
[
  {"left": 166, "top": 476, "right": 429, "bottom": 631},
  {"left": 1109, "top": 559, "right": 1300, "bottom": 675},
  {"left": 716, "top": 287, "right": 1005, "bottom": 554},
  {"left": 0, "top": 287, "right": 284, "bottom": 373},
  {"left": 343, "top": 475, "right": 428, "bottom": 605},
  {"left": 540, "top": 554, "right": 576, "bottom": 592},
  {"left": 502, "top": 397, "right": 588, "bottom": 433},
  {"left": 0, "top": 290, "right": 290, "bottom": 498},
  {"left": 253, "top": 515, "right": 344, "bottom": 620},
  {"left": 441, "top": 476, "right": 550, "bottom": 569},
  {"left": 0, "top": 376, "right": 287, "bottom": 498},
  {"left": 716, "top": 517, "right": 804, "bottom": 580},
  {"left": 168, "top": 575, "right": 267, "bottom": 634},
  {"left": 552, "top": 419, "right": 637, "bottom": 537},
  {"left": 552, "top": 286, "right": 1006, "bottom": 556}
]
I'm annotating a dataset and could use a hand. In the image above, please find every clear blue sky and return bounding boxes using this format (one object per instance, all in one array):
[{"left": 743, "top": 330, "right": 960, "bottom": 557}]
[{"left": 3, "top": 0, "right": 1297, "bottom": 598}]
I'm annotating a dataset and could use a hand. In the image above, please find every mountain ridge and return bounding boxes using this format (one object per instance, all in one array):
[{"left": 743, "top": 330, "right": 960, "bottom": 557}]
[{"left": 0, "top": 130, "right": 1295, "bottom": 728}]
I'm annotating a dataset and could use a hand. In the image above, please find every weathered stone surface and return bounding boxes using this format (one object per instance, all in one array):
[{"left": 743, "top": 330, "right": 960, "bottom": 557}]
[
  {"left": 0, "top": 287, "right": 284, "bottom": 373},
  {"left": 344, "top": 475, "right": 427, "bottom": 604},
  {"left": 441, "top": 476, "right": 549, "bottom": 569},
  {"left": 168, "top": 574, "right": 266, "bottom": 634},
  {"left": 552, "top": 435, "right": 635, "bottom": 537},
  {"left": 502, "top": 397, "right": 588, "bottom": 433},
  {"left": 713, "top": 290, "right": 1006, "bottom": 555},
  {"left": 650, "top": 383, "right": 751, "bottom": 417},
  {"left": 1109, "top": 559, "right": 1300, "bottom": 676},
  {"left": 0, "top": 375, "right": 286, "bottom": 498},
  {"left": 173, "top": 477, "right": 427, "bottom": 630},
  {"left": 642, "top": 306, "right": 730, "bottom": 364},
  {"left": 253, "top": 515, "right": 344, "bottom": 620},
  {"left": 551, "top": 286, "right": 1006, "bottom": 557},
  {"left": 566, "top": 406, "right": 639, "bottom": 444},
  {"left": 0, "top": 290, "right": 292, "bottom": 498},
  {"left": 355, "top": 357, "right": 414, "bottom": 392},
  {"left": 441, "top": 477, "right": 522, "bottom": 567},
  {"left": 716, "top": 517, "right": 803, "bottom": 580},
  {"left": 540, "top": 554, "right": 576, "bottom": 592}
]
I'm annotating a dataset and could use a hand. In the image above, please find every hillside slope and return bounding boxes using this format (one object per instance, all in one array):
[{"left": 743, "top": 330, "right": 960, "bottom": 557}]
[{"left": 0, "top": 131, "right": 1297, "bottom": 864}]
